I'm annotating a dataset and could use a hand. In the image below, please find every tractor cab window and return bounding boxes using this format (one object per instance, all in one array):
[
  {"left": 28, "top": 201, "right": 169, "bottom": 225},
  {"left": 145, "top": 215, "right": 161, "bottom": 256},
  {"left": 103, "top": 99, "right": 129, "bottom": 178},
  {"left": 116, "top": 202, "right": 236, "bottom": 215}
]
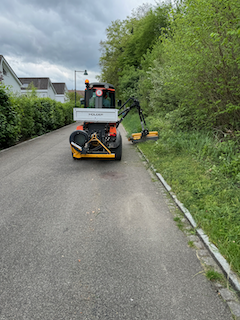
[
  {"left": 85, "top": 88, "right": 115, "bottom": 108},
  {"left": 103, "top": 92, "right": 111, "bottom": 107},
  {"left": 89, "top": 91, "right": 96, "bottom": 108}
]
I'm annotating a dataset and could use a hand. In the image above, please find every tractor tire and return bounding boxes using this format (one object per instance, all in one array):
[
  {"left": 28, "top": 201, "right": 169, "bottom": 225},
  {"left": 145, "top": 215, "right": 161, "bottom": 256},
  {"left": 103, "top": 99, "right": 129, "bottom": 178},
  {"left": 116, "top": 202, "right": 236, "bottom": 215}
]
[{"left": 112, "top": 135, "right": 122, "bottom": 161}]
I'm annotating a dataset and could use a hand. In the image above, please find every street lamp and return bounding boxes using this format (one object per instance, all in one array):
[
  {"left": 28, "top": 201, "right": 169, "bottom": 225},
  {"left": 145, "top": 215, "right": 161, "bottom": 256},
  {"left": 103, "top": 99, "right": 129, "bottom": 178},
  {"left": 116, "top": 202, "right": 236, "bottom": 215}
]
[{"left": 75, "top": 69, "right": 88, "bottom": 107}]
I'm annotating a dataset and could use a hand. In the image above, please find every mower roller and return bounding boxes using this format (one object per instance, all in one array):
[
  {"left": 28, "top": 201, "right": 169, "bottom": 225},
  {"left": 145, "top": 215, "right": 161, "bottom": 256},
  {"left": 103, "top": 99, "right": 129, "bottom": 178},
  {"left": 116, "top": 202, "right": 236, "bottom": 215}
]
[{"left": 69, "top": 80, "right": 158, "bottom": 161}]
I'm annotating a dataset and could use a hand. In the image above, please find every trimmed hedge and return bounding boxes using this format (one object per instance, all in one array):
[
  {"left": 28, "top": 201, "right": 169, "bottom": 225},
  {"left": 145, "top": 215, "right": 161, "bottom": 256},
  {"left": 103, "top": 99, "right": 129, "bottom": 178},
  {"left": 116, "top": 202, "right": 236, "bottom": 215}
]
[
  {"left": 0, "top": 87, "right": 20, "bottom": 148},
  {"left": 0, "top": 85, "right": 74, "bottom": 149}
]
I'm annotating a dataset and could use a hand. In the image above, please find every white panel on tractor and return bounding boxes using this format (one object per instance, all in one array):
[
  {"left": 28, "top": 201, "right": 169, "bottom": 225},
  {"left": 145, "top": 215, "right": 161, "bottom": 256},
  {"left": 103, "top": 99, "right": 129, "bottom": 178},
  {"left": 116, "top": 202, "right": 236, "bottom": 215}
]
[{"left": 73, "top": 108, "right": 118, "bottom": 123}]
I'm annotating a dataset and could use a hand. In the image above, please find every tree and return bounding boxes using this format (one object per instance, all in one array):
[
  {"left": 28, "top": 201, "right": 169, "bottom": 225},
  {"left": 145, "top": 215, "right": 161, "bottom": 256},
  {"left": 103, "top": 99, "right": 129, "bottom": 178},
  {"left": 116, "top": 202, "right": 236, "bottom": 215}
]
[
  {"left": 99, "top": 3, "right": 170, "bottom": 103},
  {"left": 152, "top": 0, "right": 240, "bottom": 130},
  {"left": 66, "top": 91, "right": 83, "bottom": 106},
  {"left": 99, "top": 19, "right": 128, "bottom": 91}
]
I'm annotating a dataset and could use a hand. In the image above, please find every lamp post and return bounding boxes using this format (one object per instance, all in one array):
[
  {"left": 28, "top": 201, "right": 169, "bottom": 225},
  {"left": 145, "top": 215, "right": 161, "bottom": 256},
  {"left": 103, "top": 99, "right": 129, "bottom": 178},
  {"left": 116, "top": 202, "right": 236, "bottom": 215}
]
[{"left": 75, "top": 70, "right": 88, "bottom": 107}]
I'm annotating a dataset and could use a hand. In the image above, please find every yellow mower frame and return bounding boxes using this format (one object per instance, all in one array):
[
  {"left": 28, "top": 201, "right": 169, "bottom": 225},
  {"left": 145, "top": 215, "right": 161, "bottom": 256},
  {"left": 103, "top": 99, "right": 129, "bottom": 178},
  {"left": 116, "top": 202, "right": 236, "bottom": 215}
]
[{"left": 70, "top": 133, "right": 116, "bottom": 159}]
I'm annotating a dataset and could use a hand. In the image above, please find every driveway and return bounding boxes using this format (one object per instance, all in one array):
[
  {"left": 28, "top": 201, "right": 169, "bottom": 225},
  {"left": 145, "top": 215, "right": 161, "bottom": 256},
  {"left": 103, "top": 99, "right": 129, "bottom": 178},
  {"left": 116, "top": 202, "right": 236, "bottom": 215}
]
[{"left": 0, "top": 123, "right": 232, "bottom": 319}]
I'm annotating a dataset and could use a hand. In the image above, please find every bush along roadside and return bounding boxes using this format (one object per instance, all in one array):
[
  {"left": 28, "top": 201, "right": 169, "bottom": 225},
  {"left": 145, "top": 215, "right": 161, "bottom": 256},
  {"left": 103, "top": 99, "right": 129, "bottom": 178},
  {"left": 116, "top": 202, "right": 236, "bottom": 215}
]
[
  {"left": 122, "top": 113, "right": 240, "bottom": 277},
  {"left": 0, "top": 86, "right": 20, "bottom": 148},
  {"left": 0, "top": 85, "right": 74, "bottom": 150}
]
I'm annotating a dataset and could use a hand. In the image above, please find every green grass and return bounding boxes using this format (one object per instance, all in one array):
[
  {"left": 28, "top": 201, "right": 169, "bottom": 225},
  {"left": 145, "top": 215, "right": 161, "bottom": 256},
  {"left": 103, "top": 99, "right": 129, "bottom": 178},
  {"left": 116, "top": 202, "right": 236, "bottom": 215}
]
[
  {"left": 205, "top": 269, "right": 224, "bottom": 282},
  {"left": 122, "top": 113, "right": 240, "bottom": 276},
  {"left": 173, "top": 216, "right": 184, "bottom": 231},
  {"left": 121, "top": 111, "right": 142, "bottom": 138},
  {"left": 188, "top": 241, "right": 195, "bottom": 248}
]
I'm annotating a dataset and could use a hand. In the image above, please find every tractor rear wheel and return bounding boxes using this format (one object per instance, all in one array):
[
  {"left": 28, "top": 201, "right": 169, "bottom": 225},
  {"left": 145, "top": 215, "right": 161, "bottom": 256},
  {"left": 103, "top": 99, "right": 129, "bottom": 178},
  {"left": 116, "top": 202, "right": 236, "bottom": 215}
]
[{"left": 112, "top": 135, "right": 122, "bottom": 161}]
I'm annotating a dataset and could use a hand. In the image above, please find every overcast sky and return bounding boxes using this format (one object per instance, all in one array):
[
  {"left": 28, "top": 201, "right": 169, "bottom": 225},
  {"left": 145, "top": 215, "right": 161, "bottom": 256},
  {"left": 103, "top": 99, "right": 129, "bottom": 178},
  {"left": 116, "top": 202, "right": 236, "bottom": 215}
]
[{"left": 1, "top": 0, "right": 159, "bottom": 90}]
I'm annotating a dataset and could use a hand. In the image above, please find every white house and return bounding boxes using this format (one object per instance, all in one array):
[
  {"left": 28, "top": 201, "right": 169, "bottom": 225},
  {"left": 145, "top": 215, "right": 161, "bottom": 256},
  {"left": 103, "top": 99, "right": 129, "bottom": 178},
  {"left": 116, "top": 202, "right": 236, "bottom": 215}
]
[
  {"left": 0, "top": 55, "right": 22, "bottom": 94},
  {"left": 19, "top": 77, "right": 57, "bottom": 100},
  {"left": 52, "top": 83, "right": 68, "bottom": 103}
]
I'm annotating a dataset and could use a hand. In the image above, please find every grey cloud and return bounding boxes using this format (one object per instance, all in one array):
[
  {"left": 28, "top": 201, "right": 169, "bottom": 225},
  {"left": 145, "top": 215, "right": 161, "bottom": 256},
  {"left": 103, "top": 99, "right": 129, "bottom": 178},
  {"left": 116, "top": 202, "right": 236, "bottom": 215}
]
[
  {"left": 1, "top": 1, "right": 105, "bottom": 70},
  {"left": 0, "top": 0, "right": 156, "bottom": 87}
]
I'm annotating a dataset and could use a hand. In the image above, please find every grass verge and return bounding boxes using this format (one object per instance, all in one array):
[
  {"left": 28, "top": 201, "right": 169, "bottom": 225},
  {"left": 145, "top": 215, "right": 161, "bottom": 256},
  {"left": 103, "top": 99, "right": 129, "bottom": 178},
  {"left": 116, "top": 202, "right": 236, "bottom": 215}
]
[{"left": 122, "top": 113, "right": 240, "bottom": 276}]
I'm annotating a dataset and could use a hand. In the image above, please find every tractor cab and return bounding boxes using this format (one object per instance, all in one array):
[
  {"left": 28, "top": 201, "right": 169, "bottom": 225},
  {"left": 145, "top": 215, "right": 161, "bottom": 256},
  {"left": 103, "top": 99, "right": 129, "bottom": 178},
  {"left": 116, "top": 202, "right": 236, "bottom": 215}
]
[{"left": 84, "top": 81, "right": 116, "bottom": 109}]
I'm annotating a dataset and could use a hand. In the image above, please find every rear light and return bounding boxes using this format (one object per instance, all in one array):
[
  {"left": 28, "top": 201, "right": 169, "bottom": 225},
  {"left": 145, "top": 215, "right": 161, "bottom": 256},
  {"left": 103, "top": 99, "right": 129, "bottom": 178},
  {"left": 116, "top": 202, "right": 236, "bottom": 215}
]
[{"left": 109, "top": 126, "right": 117, "bottom": 137}]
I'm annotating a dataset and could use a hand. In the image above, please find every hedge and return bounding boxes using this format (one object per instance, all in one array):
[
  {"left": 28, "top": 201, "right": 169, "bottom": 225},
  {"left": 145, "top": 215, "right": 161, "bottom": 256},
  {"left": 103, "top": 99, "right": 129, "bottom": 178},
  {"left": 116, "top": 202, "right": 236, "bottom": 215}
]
[{"left": 0, "top": 85, "right": 74, "bottom": 149}]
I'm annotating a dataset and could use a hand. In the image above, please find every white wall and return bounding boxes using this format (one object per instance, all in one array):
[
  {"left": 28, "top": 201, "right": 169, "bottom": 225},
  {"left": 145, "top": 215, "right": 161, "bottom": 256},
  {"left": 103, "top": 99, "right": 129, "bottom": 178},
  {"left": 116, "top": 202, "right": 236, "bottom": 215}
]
[
  {"left": 54, "top": 84, "right": 68, "bottom": 103},
  {"left": 35, "top": 90, "right": 49, "bottom": 98},
  {"left": 36, "top": 85, "right": 56, "bottom": 100},
  {"left": 20, "top": 89, "right": 57, "bottom": 100},
  {"left": 55, "top": 95, "right": 65, "bottom": 103},
  {"left": 0, "top": 60, "right": 21, "bottom": 94}
]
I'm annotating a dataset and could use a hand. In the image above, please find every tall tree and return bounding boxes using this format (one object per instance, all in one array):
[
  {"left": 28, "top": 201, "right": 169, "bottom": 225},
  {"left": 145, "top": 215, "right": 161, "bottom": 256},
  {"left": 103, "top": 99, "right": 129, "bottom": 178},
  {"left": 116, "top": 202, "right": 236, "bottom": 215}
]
[
  {"left": 99, "top": 3, "right": 170, "bottom": 101},
  {"left": 153, "top": 0, "right": 240, "bottom": 129},
  {"left": 99, "top": 19, "right": 128, "bottom": 91}
]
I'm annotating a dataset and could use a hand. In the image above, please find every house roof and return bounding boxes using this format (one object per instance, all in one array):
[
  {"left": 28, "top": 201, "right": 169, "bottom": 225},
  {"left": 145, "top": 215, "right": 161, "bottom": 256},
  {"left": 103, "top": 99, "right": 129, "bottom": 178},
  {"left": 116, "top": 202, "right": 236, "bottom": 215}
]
[
  {"left": 19, "top": 77, "right": 51, "bottom": 90},
  {"left": 0, "top": 56, "right": 3, "bottom": 81},
  {"left": 0, "top": 55, "right": 5, "bottom": 65},
  {"left": 52, "top": 82, "right": 68, "bottom": 94}
]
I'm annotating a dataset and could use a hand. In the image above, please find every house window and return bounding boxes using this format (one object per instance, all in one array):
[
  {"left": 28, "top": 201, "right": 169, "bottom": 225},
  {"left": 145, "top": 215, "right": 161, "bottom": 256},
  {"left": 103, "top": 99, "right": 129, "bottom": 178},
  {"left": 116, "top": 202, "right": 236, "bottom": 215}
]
[{"left": 3, "top": 68, "right": 7, "bottom": 76}]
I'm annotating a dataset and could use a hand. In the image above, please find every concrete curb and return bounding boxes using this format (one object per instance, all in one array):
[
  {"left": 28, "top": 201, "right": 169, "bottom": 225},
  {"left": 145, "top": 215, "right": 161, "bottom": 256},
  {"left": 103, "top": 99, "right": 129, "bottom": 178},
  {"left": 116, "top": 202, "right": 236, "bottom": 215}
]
[{"left": 137, "top": 146, "right": 240, "bottom": 295}]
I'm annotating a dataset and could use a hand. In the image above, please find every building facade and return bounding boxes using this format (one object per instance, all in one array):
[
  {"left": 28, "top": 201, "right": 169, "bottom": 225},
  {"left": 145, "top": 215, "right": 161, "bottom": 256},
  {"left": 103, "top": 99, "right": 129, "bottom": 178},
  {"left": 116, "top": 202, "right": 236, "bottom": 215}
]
[
  {"left": 0, "top": 55, "right": 22, "bottom": 94},
  {"left": 52, "top": 83, "right": 68, "bottom": 103},
  {"left": 19, "top": 77, "right": 57, "bottom": 99}
]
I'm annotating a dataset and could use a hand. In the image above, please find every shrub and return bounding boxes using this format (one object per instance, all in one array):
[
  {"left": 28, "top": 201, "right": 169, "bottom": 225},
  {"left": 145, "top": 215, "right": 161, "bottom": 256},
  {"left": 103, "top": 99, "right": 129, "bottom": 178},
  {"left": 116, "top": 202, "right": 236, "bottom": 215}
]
[
  {"left": 0, "top": 86, "right": 20, "bottom": 148},
  {"left": 0, "top": 86, "right": 74, "bottom": 148},
  {"left": 18, "top": 95, "right": 35, "bottom": 139}
]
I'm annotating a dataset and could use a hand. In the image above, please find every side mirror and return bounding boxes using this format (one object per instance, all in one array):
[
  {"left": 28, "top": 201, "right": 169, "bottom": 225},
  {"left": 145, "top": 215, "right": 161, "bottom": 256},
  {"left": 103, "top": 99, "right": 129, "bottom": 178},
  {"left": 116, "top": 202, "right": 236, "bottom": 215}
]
[
  {"left": 118, "top": 100, "right": 122, "bottom": 107},
  {"left": 80, "top": 98, "right": 85, "bottom": 105}
]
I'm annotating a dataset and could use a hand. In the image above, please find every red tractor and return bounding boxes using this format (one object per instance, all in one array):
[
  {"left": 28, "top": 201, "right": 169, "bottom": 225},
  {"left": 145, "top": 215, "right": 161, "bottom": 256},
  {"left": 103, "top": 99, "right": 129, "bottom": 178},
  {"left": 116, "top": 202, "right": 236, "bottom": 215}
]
[{"left": 69, "top": 80, "right": 158, "bottom": 161}]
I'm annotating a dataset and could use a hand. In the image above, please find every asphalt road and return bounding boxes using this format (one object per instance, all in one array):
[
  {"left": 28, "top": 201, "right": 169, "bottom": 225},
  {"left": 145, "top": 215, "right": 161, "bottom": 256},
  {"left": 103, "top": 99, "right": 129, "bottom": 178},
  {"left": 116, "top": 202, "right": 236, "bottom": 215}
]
[{"left": 0, "top": 123, "right": 232, "bottom": 320}]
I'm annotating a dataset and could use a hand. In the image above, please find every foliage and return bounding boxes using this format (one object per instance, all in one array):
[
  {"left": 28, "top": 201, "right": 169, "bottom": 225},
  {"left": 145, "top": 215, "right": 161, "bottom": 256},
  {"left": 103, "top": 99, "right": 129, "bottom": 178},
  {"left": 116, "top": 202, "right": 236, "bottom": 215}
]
[
  {"left": 100, "top": 0, "right": 240, "bottom": 131},
  {"left": 24, "top": 82, "right": 38, "bottom": 98},
  {"left": 99, "top": 4, "right": 170, "bottom": 100},
  {"left": 128, "top": 114, "right": 240, "bottom": 275},
  {"left": 17, "top": 95, "right": 35, "bottom": 139},
  {"left": 66, "top": 91, "right": 83, "bottom": 106},
  {"left": 120, "top": 112, "right": 142, "bottom": 138},
  {"left": 205, "top": 269, "right": 224, "bottom": 282},
  {"left": 0, "top": 85, "right": 20, "bottom": 148},
  {"left": 154, "top": 0, "right": 240, "bottom": 130},
  {"left": 0, "top": 86, "right": 74, "bottom": 149},
  {"left": 118, "top": 66, "right": 141, "bottom": 101},
  {"left": 100, "top": 0, "right": 240, "bottom": 275}
]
